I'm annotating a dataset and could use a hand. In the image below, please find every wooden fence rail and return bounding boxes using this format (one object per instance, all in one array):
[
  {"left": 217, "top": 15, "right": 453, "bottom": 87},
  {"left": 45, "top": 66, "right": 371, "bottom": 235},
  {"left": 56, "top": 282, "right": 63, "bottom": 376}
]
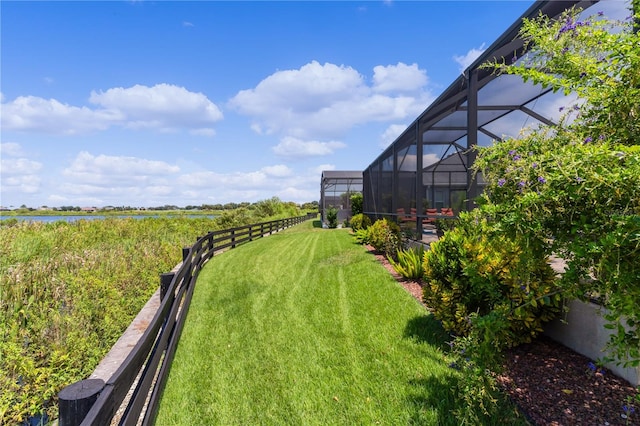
[{"left": 58, "top": 213, "right": 316, "bottom": 426}]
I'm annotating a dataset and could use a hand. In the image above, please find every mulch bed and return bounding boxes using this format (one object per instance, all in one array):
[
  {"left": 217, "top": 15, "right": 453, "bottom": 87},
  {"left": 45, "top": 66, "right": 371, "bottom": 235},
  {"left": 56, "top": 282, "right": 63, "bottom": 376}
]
[{"left": 366, "top": 246, "right": 639, "bottom": 426}]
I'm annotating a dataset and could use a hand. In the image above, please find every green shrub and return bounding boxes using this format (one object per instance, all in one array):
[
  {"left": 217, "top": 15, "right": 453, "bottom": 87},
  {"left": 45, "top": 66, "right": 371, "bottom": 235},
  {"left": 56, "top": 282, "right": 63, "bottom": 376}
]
[
  {"left": 434, "top": 217, "right": 457, "bottom": 236},
  {"left": 388, "top": 245, "right": 425, "bottom": 280},
  {"left": 350, "top": 193, "right": 363, "bottom": 216},
  {"left": 349, "top": 213, "right": 371, "bottom": 231},
  {"left": 368, "top": 218, "right": 401, "bottom": 259},
  {"left": 422, "top": 211, "right": 561, "bottom": 348},
  {"left": 476, "top": 6, "right": 640, "bottom": 366},
  {"left": 326, "top": 207, "right": 338, "bottom": 228}
]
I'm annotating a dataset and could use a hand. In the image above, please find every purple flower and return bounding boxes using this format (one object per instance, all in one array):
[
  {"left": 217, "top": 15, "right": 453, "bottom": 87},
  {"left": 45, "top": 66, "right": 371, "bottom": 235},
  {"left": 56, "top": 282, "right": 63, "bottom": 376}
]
[
  {"left": 588, "top": 362, "right": 597, "bottom": 371},
  {"left": 584, "top": 136, "right": 593, "bottom": 143},
  {"left": 597, "top": 11, "right": 604, "bottom": 16},
  {"left": 561, "top": 47, "right": 569, "bottom": 54},
  {"left": 623, "top": 405, "right": 636, "bottom": 414},
  {"left": 537, "top": 176, "right": 546, "bottom": 184},
  {"left": 576, "top": 177, "right": 584, "bottom": 183},
  {"left": 513, "top": 155, "right": 521, "bottom": 161},
  {"left": 532, "top": 162, "right": 538, "bottom": 169},
  {"left": 573, "top": 104, "right": 580, "bottom": 110},
  {"left": 518, "top": 180, "right": 526, "bottom": 187},
  {"left": 580, "top": 72, "right": 587, "bottom": 78},
  {"left": 508, "top": 150, "right": 516, "bottom": 156},
  {"left": 498, "top": 178, "right": 506, "bottom": 187},
  {"left": 559, "top": 106, "right": 565, "bottom": 112}
]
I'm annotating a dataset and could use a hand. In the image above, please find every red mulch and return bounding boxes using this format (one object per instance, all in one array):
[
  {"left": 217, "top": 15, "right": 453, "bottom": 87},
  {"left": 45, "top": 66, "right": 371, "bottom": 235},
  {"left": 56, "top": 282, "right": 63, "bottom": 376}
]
[{"left": 367, "top": 246, "right": 639, "bottom": 426}]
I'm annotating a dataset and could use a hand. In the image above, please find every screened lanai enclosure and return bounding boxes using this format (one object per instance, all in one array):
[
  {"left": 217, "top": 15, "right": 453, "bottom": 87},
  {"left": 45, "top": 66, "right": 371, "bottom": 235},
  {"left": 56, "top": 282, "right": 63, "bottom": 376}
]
[
  {"left": 320, "top": 171, "right": 363, "bottom": 225},
  {"left": 362, "top": 0, "right": 631, "bottom": 236}
]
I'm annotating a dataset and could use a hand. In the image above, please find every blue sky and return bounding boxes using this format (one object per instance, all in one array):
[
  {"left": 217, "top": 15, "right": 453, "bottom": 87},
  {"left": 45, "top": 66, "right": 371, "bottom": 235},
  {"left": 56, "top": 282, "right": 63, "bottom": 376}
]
[{"left": 1, "top": 0, "right": 537, "bottom": 208}]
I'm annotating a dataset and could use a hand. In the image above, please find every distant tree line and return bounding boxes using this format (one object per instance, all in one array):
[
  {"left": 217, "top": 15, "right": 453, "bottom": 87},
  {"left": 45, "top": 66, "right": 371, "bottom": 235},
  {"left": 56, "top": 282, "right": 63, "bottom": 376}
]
[{"left": 3, "top": 200, "right": 319, "bottom": 213}]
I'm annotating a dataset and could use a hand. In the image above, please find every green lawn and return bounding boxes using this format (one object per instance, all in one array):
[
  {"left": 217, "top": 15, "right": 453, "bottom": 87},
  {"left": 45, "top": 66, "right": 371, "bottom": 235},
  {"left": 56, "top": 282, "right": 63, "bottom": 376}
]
[{"left": 155, "top": 221, "right": 523, "bottom": 425}]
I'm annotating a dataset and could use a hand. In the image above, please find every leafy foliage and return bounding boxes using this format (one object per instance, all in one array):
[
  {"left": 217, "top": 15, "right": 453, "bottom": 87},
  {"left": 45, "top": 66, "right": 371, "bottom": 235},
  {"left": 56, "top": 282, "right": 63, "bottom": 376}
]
[
  {"left": 350, "top": 192, "right": 363, "bottom": 216},
  {"left": 422, "top": 211, "right": 561, "bottom": 348},
  {"left": 388, "top": 245, "right": 425, "bottom": 281},
  {"left": 477, "top": 5, "right": 640, "bottom": 366},
  {"left": 352, "top": 228, "right": 372, "bottom": 245},
  {"left": 325, "top": 207, "right": 338, "bottom": 228},
  {"left": 349, "top": 213, "right": 371, "bottom": 231},
  {"left": 367, "top": 218, "right": 401, "bottom": 259}
]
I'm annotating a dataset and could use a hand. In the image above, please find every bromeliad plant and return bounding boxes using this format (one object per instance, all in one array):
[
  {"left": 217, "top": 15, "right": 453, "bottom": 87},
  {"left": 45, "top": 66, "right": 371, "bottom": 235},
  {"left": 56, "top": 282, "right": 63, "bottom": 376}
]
[{"left": 388, "top": 245, "right": 425, "bottom": 281}]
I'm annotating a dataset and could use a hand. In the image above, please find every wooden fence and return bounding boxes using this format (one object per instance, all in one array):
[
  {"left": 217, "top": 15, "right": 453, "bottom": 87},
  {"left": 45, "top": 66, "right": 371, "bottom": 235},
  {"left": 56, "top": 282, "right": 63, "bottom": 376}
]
[{"left": 57, "top": 213, "right": 316, "bottom": 426}]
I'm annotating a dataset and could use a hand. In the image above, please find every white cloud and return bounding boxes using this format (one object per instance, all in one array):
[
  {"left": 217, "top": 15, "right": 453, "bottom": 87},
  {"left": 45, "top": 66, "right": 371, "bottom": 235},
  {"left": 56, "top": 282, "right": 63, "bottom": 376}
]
[
  {"left": 261, "top": 164, "right": 293, "bottom": 177},
  {"left": 276, "top": 186, "right": 317, "bottom": 202},
  {"left": 380, "top": 124, "right": 407, "bottom": 148},
  {"left": 175, "top": 163, "right": 329, "bottom": 204},
  {"left": 54, "top": 152, "right": 181, "bottom": 205},
  {"left": 64, "top": 151, "right": 180, "bottom": 178},
  {"left": 1, "top": 96, "right": 119, "bottom": 134},
  {"left": 0, "top": 143, "right": 43, "bottom": 195},
  {"left": 272, "top": 136, "right": 346, "bottom": 158},
  {"left": 89, "top": 84, "right": 223, "bottom": 131},
  {"left": 1, "top": 157, "right": 43, "bottom": 175},
  {"left": 311, "top": 164, "right": 336, "bottom": 175},
  {"left": 1, "top": 174, "right": 42, "bottom": 194},
  {"left": 454, "top": 43, "right": 487, "bottom": 72},
  {"left": 1, "top": 142, "right": 26, "bottom": 157},
  {"left": 1, "top": 84, "right": 223, "bottom": 135},
  {"left": 229, "top": 60, "right": 433, "bottom": 139},
  {"left": 372, "top": 63, "right": 428, "bottom": 93},
  {"left": 178, "top": 164, "right": 295, "bottom": 190}
]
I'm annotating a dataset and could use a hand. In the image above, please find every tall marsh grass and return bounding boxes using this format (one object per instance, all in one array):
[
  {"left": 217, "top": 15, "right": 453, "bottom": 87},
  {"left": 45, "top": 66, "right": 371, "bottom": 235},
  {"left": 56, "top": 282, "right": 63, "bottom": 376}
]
[{"left": 0, "top": 200, "right": 306, "bottom": 423}]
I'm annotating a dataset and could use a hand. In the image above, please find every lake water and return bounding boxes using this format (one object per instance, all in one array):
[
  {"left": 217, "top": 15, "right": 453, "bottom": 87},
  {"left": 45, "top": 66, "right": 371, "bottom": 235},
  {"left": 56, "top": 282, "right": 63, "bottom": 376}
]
[{"left": 0, "top": 214, "right": 217, "bottom": 223}]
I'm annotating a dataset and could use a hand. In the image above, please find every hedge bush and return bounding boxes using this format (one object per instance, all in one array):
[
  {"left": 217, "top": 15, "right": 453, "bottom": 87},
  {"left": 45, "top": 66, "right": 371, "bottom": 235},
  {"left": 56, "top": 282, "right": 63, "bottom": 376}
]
[
  {"left": 349, "top": 213, "right": 371, "bottom": 231},
  {"left": 422, "top": 211, "right": 561, "bottom": 348},
  {"left": 367, "top": 218, "right": 401, "bottom": 259}
]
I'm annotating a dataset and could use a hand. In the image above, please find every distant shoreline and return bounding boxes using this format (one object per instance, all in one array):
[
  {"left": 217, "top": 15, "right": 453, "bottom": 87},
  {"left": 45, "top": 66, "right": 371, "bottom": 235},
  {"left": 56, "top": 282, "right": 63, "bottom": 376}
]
[{"left": 0, "top": 209, "right": 222, "bottom": 217}]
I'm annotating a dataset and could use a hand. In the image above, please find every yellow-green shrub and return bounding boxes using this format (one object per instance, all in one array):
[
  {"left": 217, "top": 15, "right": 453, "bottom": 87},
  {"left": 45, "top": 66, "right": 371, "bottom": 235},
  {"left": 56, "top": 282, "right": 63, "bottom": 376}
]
[
  {"left": 422, "top": 211, "right": 561, "bottom": 348},
  {"left": 368, "top": 218, "right": 401, "bottom": 259},
  {"left": 349, "top": 213, "right": 371, "bottom": 231}
]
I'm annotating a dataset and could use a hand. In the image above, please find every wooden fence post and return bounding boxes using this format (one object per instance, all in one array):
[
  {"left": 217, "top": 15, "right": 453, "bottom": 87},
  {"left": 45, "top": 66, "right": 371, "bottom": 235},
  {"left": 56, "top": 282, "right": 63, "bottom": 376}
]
[
  {"left": 160, "top": 272, "right": 175, "bottom": 300},
  {"left": 231, "top": 229, "right": 236, "bottom": 249},
  {"left": 58, "top": 379, "right": 105, "bottom": 426}
]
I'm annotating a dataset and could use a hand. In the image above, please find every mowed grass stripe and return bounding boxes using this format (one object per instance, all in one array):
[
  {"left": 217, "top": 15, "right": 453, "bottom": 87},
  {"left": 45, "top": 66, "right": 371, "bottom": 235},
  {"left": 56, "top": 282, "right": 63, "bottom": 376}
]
[{"left": 155, "top": 221, "right": 476, "bottom": 425}]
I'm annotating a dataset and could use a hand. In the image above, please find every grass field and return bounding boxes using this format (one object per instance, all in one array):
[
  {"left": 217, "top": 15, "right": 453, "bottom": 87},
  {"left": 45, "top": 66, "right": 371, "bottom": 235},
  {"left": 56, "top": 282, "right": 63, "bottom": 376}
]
[{"left": 155, "top": 221, "right": 527, "bottom": 425}]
